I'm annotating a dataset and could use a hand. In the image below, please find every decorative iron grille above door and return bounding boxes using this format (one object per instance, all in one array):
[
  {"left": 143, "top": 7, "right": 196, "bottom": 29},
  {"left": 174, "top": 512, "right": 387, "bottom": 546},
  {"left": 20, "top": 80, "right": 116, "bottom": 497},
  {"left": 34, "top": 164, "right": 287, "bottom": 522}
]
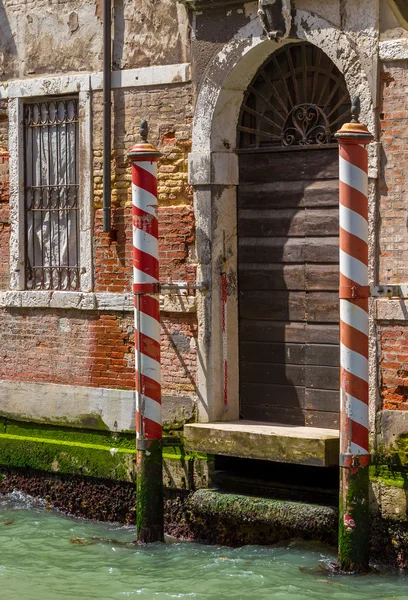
[{"left": 238, "top": 43, "right": 351, "bottom": 150}]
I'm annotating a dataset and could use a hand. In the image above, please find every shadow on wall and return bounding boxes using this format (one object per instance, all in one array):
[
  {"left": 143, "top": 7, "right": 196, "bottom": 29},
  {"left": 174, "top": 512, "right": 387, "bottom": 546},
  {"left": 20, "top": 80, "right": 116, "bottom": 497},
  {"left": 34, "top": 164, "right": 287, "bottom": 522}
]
[{"left": 0, "top": 1, "right": 17, "bottom": 74}]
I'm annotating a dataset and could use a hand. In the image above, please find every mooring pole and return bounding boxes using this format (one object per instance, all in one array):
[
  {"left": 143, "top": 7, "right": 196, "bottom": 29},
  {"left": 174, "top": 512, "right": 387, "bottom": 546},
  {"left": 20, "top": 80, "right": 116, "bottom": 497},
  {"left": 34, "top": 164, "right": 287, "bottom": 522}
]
[
  {"left": 335, "top": 98, "right": 373, "bottom": 572},
  {"left": 128, "top": 121, "right": 164, "bottom": 543}
]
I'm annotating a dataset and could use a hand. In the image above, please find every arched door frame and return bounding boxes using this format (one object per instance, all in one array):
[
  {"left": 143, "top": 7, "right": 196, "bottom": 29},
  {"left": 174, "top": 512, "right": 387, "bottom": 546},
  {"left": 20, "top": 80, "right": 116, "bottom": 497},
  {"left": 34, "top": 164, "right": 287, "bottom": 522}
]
[{"left": 190, "top": 10, "right": 377, "bottom": 424}]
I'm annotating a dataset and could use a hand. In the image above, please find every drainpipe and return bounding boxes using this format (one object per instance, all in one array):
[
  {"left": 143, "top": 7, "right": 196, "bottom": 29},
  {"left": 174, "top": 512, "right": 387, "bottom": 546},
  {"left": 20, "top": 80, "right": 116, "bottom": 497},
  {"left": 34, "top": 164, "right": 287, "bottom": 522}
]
[
  {"left": 103, "top": 0, "right": 112, "bottom": 233},
  {"left": 335, "top": 98, "right": 373, "bottom": 573},
  {"left": 128, "top": 121, "right": 164, "bottom": 543}
]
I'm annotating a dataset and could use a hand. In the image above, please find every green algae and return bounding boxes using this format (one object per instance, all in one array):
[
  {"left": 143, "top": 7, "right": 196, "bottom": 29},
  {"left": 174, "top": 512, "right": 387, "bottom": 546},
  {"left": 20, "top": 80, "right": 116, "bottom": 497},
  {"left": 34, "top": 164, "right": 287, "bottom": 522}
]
[
  {"left": 338, "top": 466, "right": 370, "bottom": 572},
  {"left": 0, "top": 433, "right": 136, "bottom": 482},
  {"left": 370, "top": 464, "right": 408, "bottom": 489},
  {"left": 3, "top": 419, "right": 135, "bottom": 449},
  {"left": 136, "top": 439, "right": 164, "bottom": 542}
]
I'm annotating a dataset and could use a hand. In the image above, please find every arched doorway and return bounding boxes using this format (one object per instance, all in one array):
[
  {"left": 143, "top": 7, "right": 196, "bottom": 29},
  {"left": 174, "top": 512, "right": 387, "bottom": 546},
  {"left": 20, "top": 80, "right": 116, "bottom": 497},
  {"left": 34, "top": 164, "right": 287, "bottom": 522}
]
[{"left": 237, "top": 42, "right": 351, "bottom": 428}]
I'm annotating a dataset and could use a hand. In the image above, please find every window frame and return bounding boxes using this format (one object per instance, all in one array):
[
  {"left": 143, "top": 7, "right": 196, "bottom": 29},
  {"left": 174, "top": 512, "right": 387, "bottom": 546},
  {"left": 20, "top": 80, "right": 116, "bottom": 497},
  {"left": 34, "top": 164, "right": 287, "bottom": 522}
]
[{"left": 8, "top": 77, "right": 93, "bottom": 293}]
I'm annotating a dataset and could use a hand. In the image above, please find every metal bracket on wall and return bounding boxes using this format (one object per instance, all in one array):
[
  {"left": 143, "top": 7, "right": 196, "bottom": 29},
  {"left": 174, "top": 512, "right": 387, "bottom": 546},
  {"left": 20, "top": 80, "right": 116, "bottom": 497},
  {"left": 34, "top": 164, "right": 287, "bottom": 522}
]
[{"left": 371, "top": 284, "right": 408, "bottom": 299}]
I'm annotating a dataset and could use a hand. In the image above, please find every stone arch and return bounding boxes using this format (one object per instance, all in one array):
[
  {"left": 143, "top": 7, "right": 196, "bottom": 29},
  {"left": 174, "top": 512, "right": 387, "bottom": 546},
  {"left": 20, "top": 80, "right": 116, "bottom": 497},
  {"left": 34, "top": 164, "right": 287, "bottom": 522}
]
[
  {"left": 190, "top": 10, "right": 375, "bottom": 423},
  {"left": 193, "top": 10, "right": 375, "bottom": 154}
]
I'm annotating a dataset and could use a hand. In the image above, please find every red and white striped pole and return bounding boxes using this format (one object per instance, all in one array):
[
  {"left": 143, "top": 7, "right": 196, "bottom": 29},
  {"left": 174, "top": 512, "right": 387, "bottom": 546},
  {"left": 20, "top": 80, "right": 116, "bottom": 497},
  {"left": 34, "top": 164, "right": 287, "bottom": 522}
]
[
  {"left": 335, "top": 98, "right": 373, "bottom": 572},
  {"left": 128, "top": 120, "right": 164, "bottom": 543}
]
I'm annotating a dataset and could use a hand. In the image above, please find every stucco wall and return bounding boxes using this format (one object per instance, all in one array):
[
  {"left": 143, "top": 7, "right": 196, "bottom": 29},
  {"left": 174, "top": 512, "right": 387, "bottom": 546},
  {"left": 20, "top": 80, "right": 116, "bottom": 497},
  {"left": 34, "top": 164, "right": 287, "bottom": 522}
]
[{"left": 0, "top": 0, "right": 189, "bottom": 79}]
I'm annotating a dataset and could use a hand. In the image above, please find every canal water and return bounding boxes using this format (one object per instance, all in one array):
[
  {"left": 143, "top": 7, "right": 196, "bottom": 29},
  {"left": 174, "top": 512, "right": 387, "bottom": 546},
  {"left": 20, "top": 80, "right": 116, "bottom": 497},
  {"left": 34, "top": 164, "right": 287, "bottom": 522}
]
[{"left": 1, "top": 492, "right": 407, "bottom": 600}]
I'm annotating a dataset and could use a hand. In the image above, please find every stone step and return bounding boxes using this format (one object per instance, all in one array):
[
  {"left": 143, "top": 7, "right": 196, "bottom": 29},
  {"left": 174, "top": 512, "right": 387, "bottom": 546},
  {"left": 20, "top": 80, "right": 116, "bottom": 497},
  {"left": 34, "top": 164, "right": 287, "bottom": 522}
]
[{"left": 184, "top": 420, "right": 339, "bottom": 467}]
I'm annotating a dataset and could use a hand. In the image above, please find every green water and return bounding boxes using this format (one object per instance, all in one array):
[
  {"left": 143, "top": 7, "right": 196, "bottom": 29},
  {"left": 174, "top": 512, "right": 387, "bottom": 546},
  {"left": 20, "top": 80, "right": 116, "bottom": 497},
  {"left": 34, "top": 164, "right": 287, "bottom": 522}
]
[{"left": 1, "top": 492, "right": 407, "bottom": 600}]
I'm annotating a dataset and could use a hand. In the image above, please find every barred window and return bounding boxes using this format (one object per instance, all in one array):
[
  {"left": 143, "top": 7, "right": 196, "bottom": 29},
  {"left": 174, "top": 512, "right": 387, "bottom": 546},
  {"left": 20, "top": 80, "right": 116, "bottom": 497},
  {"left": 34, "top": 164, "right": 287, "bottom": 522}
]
[{"left": 24, "top": 98, "right": 80, "bottom": 291}]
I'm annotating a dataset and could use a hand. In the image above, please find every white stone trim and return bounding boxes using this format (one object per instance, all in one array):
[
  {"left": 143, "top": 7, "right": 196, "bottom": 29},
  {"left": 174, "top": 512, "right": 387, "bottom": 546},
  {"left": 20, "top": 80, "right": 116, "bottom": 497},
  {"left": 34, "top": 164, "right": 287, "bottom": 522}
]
[
  {"left": 375, "top": 299, "right": 408, "bottom": 321},
  {"left": 78, "top": 88, "right": 93, "bottom": 292},
  {"left": 0, "top": 380, "right": 196, "bottom": 432},
  {"left": 8, "top": 98, "right": 25, "bottom": 290},
  {"left": 188, "top": 152, "right": 239, "bottom": 186},
  {"left": 0, "top": 290, "right": 196, "bottom": 313},
  {"left": 379, "top": 39, "right": 408, "bottom": 61},
  {"left": 0, "top": 380, "right": 135, "bottom": 432},
  {"left": 0, "top": 64, "right": 191, "bottom": 99}
]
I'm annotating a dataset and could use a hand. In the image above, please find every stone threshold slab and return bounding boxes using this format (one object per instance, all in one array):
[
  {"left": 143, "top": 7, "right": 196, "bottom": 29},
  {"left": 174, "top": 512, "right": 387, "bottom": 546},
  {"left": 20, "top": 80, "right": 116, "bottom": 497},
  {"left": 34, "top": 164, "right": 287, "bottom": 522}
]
[{"left": 184, "top": 420, "right": 339, "bottom": 467}]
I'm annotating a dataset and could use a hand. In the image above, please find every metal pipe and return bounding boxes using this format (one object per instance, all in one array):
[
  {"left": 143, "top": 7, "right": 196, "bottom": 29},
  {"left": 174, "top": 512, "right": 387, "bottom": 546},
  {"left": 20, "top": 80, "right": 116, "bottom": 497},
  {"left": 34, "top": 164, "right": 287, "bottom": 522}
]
[
  {"left": 103, "top": 0, "right": 112, "bottom": 233},
  {"left": 335, "top": 97, "right": 373, "bottom": 573}
]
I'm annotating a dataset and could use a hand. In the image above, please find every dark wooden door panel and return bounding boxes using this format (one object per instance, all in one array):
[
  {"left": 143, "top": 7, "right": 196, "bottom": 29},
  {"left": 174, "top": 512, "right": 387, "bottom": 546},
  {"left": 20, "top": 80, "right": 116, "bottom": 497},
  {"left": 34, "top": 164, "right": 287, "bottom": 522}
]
[
  {"left": 239, "top": 291, "right": 306, "bottom": 321},
  {"left": 240, "top": 363, "right": 305, "bottom": 386},
  {"left": 239, "top": 264, "right": 305, "bottom": 291},
  {"left": 238, "top": 147, "right": 339, "bottom": 428},
  {"left": 240, "top": 341, "right": 305, "bottom": 364}
]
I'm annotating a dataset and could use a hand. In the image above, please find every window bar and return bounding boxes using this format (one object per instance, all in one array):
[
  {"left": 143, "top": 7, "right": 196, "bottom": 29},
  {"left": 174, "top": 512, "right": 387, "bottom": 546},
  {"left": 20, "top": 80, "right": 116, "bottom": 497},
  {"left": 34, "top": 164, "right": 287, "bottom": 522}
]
[
  {"left": 65, "top": 101, "right": 70, "bottom": 287},
  {"left": 56, "top": 104, "right": 61, "bottom": 290},
  {"left": 38, "top": 105, "right": 44, "bottom": 290},
  {"left": 47, "top": 104, "right": 53, "bottom": 289}
]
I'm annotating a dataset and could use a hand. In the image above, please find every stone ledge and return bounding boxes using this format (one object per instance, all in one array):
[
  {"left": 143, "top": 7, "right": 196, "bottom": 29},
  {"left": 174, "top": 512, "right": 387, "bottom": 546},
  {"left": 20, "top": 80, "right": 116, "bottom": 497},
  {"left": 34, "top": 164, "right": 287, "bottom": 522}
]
[
  {"left": 379, "top": 39, "right": 408, "bottom": 61},
  {"left": 184, "top": 420, "right": 339, "bottom": 467},
  {"left": 0, "top": 291, "right": 196, "bottom": 313},
  {"left": 0, "top": 380, "right": 196, "bottom": 432},
  {"left": 375, "top": 298, "right": 408, "bottom": 321}
]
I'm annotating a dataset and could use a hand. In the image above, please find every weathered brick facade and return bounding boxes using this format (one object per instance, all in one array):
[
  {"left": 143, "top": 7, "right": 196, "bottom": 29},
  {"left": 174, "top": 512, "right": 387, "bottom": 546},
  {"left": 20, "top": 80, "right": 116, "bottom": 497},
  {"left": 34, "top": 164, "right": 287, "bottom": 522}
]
[
  {"left": 0, "top": 81, "right": 197, "bottom": 402},
  {"left": 378, "top": 324, "right": 408, "bottom": 409},
  {"left": 0, "top": 308, "right": 197, "bottom": 396},
  {"left": 379, "top": 62, "right": 408, "bottom": 284},
  {"left": 377, "top": 62, "right": 408, "bottom": 410}
]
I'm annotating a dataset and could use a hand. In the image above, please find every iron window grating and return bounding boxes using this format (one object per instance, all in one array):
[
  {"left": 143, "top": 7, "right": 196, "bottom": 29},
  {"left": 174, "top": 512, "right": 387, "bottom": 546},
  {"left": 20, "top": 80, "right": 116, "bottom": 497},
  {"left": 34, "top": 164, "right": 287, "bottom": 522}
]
[{"left": 23, "top": 96, "right": 80, "bottom": 291}]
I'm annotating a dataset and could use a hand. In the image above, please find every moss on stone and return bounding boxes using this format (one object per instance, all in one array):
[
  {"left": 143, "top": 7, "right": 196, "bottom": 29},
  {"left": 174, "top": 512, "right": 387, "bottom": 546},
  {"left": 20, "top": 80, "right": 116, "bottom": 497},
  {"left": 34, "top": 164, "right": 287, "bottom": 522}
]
[
  {"left": 3, "top": 419, "right": 136, "bottom": 449},
  {"left": 184, "top": 489, "right": 338, "bottom": 547},
  {"left": 0, "top": 434, "right": 136, "bottom": 482},
  {"left": 370, "top": 464, "right": 408, "bottom": 489},
  {"left": 338, "top": 466, "right": 370, "bottom": 572}
]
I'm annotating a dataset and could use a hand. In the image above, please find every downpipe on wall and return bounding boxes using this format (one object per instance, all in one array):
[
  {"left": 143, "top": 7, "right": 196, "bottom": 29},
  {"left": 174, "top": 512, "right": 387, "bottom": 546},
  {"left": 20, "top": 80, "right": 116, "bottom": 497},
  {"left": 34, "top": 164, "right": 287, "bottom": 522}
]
[
  {"left": 103, "top": 0, "right": 112, "bottom": 233},
  {"left": 335, "top": 98, "right": 373, "bottom": 573}
]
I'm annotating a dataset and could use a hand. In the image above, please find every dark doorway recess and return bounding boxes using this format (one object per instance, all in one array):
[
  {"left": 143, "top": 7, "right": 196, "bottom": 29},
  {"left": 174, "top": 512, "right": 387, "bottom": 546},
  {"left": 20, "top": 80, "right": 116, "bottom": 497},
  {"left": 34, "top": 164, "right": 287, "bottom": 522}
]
[{"left": 237, "top": 43, "right": 351, "bottom": 428}]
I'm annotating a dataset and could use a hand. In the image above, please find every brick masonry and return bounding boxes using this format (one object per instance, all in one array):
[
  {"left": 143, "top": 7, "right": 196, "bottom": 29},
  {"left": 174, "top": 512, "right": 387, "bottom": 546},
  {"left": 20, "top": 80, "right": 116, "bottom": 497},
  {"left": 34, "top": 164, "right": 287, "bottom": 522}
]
[
  {"left": 0, "top": 83, "right": 198, "bottom": 405},
  {"left": 378, "top": 324, "right": 408, "bottom": 410},
  {"left": 377, "top": 63, "right": 408, "bottom": 410},
  {"left": 379, "top": 62, "right": 408, "bottom": 284},
  {"left": 0, "top": 308, "right": 197, "bottom": 398}
]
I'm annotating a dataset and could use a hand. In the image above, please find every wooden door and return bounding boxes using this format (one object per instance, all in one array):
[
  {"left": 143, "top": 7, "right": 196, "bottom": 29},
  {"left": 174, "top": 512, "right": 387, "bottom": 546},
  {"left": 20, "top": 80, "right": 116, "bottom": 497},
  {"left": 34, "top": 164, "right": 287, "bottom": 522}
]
[{"left": 238, "top": 147, "right": 340, "bottom": 428}]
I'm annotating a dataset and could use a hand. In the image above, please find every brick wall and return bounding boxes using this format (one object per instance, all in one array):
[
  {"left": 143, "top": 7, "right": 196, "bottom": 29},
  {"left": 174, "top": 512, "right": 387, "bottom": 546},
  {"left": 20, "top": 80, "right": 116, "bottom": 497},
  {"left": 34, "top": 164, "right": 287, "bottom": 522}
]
[
  {"left": 0, "top": 83, "right": 198, "bottom": 402},
  {"left": 379, "top": 63, "right": 408, "bottom": 283},
  {"left": 0, "top": 308, "right": 197, "bottom": 396},
  {"left": 92, "top": 85, "right": 195, "bottom": 293},
  {"left": 377, "top": 64, "right": 408, "bottom": 410},
  {"left": 379, "top": 324, "right": 408, "bottom": 410}
]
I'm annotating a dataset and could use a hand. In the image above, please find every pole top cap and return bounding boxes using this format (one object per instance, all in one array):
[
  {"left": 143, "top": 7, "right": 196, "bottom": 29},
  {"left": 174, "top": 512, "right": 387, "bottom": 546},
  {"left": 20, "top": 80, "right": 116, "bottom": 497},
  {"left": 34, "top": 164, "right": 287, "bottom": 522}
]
[
  {"left": 128, "top": 120, "right": 162, "bottom": 160},
  {"left": 335, "top": 97, "right": 373, "bottom": 143}
]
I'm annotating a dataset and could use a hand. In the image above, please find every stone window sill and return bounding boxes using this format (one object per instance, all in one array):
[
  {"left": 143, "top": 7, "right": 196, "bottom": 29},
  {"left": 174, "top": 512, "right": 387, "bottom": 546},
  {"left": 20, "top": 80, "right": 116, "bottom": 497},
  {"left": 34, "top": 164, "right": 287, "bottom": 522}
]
[{"left": 0, "top": 291, "right": 196, "bottom": 313}]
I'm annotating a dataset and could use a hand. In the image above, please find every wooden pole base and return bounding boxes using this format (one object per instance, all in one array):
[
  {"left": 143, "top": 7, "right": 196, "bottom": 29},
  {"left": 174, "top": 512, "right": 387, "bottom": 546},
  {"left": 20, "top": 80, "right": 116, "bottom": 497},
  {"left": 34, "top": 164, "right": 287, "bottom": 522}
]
[{"left": 136, "top": 439, "right": 164, "bottom": 544}]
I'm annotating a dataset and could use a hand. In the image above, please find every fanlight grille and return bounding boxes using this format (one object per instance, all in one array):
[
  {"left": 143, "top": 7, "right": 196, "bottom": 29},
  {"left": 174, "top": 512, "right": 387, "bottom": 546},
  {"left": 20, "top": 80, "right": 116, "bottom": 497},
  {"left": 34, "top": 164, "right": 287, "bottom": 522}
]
[{"left": 238, "top": 43, "right": 351, "bottom": 150}]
